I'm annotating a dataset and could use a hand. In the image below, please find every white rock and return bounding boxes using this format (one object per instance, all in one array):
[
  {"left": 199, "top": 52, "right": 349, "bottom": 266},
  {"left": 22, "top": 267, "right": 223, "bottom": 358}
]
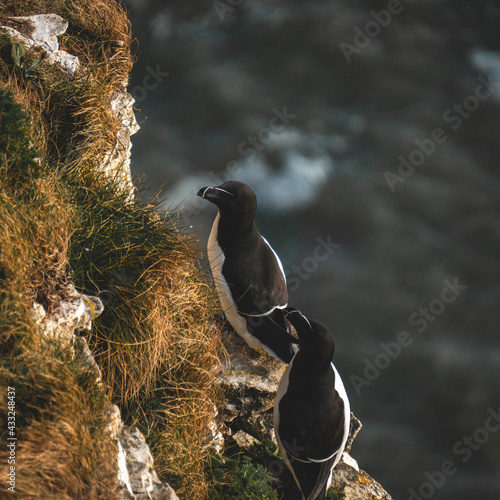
[
  {"left": 31, "top": 302, "right": 46, "bottom": 323},
  {"left": 204, "top": 413, "right": 224, "bottom": 454},
  {"left": 117, "top": 440, "right": 135, "bottom": 498},
  {"left": 107, "top": 405, "right": 124, "bottom": 439},
  {"left": 2, "top": 14, "right": 80, "bottom": 76},
  {"left": 13, "top": 14, "right": 67, "bottom": 51},
  {"left": 232, "top": 430, "right": 261, "bottom": 448},
  {"left": 101, "top": 91, "right": 140, "bottom": 195},
  {"left": 220, "top": 331, "right": 286, "bottom": 413},
  {"left": 330, "top": 453, "right": 393, "bottom": 500},
  {"left": 119, "top": 426, "right": 179, "bottom": 500},
  {"left": 35, "top": 285, "right": 103, "bottom": 343}
]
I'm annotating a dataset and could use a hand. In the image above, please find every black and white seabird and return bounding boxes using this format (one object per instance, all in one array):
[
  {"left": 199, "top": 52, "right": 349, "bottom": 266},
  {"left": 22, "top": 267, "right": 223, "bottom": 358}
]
[
  {"left": 197, "top": 181, "right": 297, "bottom": 363},
  {"left": 274, "top": 308, "right": 350, "bottom": 500}
]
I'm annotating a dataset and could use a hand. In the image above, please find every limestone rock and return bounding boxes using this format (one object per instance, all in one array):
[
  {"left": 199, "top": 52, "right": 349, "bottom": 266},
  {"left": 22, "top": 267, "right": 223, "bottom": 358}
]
[
  {"left": 119, "top": 426, "right": 178, "bottom": 500},
  {"left": 331, "top": 453, "right": 392, "bottom": 500},
  {"left": 101, "top": 90, "right": 140, "bottom": 195},
  {"left": 118, "top": 439, "right": 135, "bottom": 499},
  {"left": 107, "top": 405, "right": 125, "bottom": 439},
  {"left": 345, "top": 413, "right": 363, "bottom": 454},
  {"left": 232, "top": 430, "right": 261, "bottom": 449},
  {"left": 1, "top": 14, "right": 80, "bottom": 75},
  {"left": 107, "top": 406, "right": 178, "bottom": 499},
  {"left": 204, "top": 411, "right": 225, "bottom": 454},
  {"left": 217, "top": 329, "right": 286, "bottom": 439},
  {"left": 32, "top": 284, "right": 104, "bottom": 345},
  {"left": 31, "top": 284, "right": 104, "bottom": 384},
  {"left": 73, "top": 335, "right": 103, "bottom": 381}
]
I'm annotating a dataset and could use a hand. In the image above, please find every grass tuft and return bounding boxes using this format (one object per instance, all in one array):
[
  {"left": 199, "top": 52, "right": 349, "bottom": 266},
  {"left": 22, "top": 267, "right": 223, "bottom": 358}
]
[
  {"left": 66, "top": 165, "right": 225, "bottom": 498},
  {"left": 0, "top": 88, "right": 118, "bottom": 498}
]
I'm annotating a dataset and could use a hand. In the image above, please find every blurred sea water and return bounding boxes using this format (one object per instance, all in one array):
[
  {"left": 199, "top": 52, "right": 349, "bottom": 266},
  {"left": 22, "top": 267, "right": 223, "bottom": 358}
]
[{"left": 124, "top": 1, "right": 500, "bottom": 498}]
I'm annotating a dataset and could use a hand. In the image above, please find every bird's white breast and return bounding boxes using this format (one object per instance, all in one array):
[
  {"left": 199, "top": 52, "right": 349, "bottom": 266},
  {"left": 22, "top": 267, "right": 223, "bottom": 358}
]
[{"left": 207, "top": 212, "right": 263, "bottom": 350}]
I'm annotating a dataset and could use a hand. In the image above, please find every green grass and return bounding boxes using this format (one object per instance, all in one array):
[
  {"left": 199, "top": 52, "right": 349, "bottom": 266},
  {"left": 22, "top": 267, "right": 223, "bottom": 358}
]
[{"left": 208, "top": 440, "right": 282, "bottom": 500}]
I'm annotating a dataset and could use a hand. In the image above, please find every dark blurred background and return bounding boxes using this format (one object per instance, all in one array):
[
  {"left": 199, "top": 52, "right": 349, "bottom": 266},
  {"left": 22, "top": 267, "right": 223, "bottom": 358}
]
[{"left": 122, "top": 0, "right": 500, "bottom": 498}]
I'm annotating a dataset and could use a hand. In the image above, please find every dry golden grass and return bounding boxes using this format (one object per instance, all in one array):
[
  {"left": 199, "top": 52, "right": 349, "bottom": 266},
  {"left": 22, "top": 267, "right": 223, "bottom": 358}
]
[
  {"left": 66, "top": 168, "right": 226, "bottom": 498},
  {"left": 0, "top": 91, "right": 118, "bottom": 498},
  {"left": 145, "top": 257, "right": 225, "bottom": 499},
  {"left": 0, "top": 1, "right": 227, "bottom": 498},
  {"left": 0, "top": 0, "right": 132, "bottom": 169},
  {"left": 0, "top": 345, "right": 120, "bottom": 500}
]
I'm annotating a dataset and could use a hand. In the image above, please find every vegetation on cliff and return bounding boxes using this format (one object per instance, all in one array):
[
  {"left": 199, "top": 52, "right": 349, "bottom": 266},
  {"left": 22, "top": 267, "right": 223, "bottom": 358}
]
[
  {"left": 0, "top": 2, "right": 359, "bottom": 498},
  {"left": 0, "top": 1, "right": 224, "bottom": 498}
]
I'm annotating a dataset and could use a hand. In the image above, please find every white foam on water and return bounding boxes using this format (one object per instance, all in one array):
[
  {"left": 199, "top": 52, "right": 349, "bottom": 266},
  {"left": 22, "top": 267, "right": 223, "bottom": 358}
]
[
  {"left": 468, "top": 48, "right": 500, "bottom": 99},
  {"left": 166, "top": 128, "right": 335, "bottom": 215}
]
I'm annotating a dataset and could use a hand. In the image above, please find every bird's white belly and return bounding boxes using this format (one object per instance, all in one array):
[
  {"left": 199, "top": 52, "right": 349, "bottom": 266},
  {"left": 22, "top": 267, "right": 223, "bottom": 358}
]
[{"left": 207, "top": 213, "right": 264, "bottom": 350}]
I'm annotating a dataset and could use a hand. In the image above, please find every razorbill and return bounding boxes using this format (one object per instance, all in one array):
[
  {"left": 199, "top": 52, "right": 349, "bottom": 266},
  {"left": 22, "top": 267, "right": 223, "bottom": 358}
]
[
  {"left": 274, "top": 308, "right": 350, "bottom": 500},
  {"left": 197, "top": 181, "right": 297, "bottom": 363}
]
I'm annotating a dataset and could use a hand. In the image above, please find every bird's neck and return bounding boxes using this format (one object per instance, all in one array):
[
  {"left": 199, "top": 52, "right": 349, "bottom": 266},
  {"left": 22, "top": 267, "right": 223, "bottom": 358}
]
[{"left": 295, "top": 335, "right": 335, "bottom": 373}]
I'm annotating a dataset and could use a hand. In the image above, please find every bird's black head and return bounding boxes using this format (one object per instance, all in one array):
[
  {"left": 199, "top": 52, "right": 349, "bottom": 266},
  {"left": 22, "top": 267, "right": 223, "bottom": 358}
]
[
  {"left": 284, "top": 307, "right": 335, "bottom": 369},
  {"left": 197, "top": 181, "right": 257, "bottom": 228}
]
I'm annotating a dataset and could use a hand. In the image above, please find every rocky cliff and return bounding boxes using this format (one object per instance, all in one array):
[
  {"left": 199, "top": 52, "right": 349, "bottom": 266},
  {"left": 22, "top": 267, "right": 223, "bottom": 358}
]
[{"left": 0, "top": 3, "right": 391, "bottom": 499}]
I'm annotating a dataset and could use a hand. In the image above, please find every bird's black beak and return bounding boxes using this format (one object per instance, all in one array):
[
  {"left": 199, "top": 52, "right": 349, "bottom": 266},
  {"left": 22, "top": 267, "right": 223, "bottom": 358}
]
[
  {"left": 197, "top": 186, "right": 235, "bottom": 201},
  {"left": 283, "top": 307, "right": 312, "bottom": 332},
  {"left": 197, "top": 186, "right": 214, "bottom": 199}
]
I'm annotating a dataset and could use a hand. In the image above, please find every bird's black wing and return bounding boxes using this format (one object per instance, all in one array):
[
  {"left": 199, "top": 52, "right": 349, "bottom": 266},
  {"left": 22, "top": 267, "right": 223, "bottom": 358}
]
[
  {"left": 278, "top": 370, "right": 346, "bottom": 462},
  {"left": 279, "top": 375, "right": 345, "bottom": 498},
  {"left": 222, "top": 233, "right": 288, "bottom": 316}
]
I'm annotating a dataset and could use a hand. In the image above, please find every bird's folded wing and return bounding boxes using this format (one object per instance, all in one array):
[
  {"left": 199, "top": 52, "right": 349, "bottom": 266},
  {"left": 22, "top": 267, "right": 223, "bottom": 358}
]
[{"left": 223, "top": 256, "right": 288, "bottom": 316}]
